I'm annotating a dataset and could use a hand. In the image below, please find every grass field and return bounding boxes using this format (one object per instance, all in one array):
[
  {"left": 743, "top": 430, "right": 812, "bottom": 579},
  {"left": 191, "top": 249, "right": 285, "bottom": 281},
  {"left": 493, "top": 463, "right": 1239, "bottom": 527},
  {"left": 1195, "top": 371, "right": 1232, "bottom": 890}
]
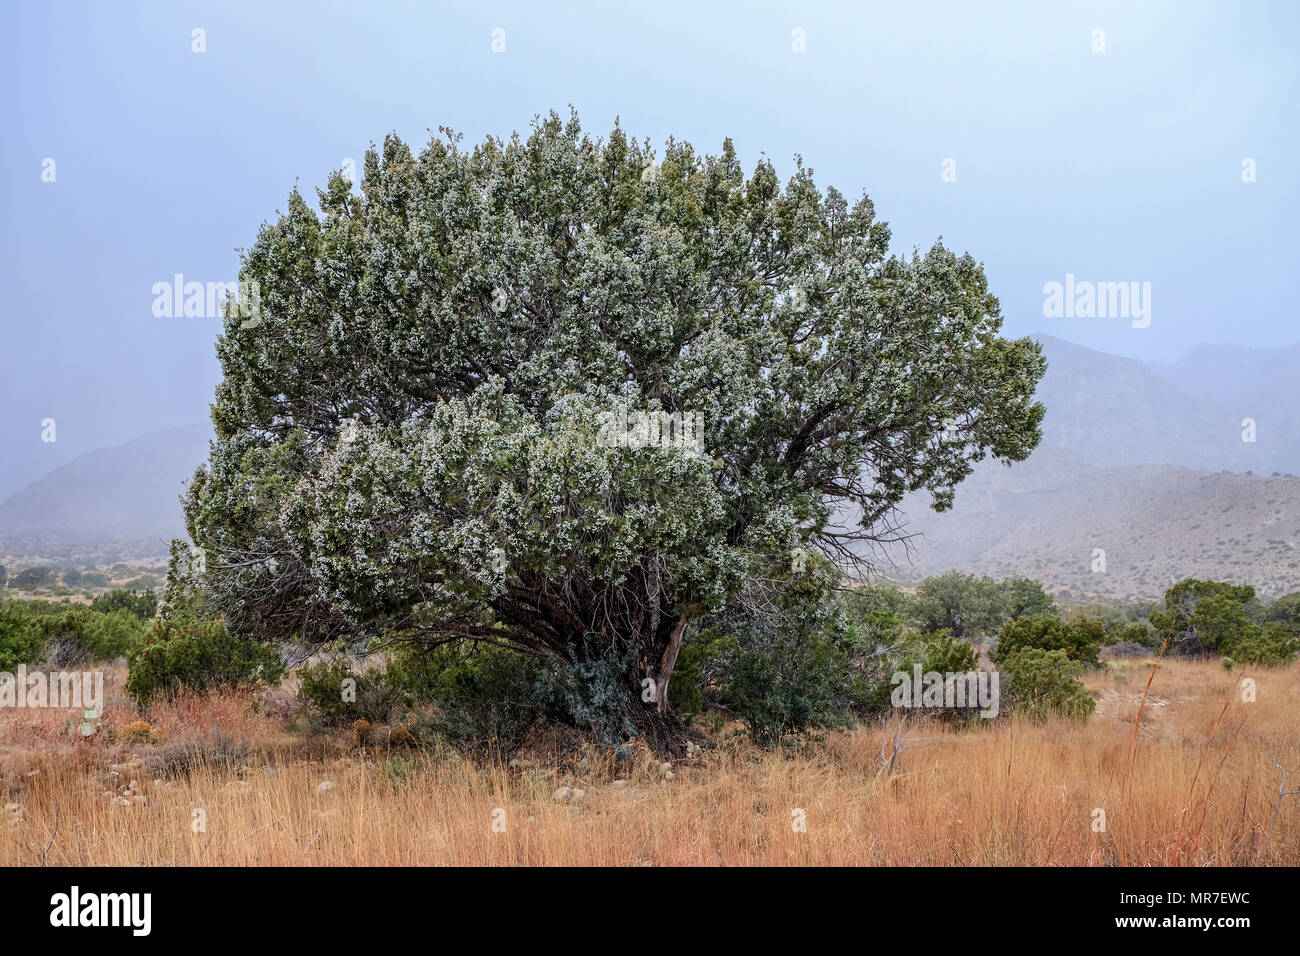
[{"left": 2, "top": 657, "right": 1297, "bottom": 866}]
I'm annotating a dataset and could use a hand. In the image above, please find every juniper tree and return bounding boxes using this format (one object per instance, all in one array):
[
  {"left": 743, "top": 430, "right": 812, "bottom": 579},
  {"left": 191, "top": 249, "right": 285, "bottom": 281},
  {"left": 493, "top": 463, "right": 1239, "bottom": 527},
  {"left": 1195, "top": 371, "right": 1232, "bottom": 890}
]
[{"left": 185, "top": 109, "right": 1045, "bottom": 752}]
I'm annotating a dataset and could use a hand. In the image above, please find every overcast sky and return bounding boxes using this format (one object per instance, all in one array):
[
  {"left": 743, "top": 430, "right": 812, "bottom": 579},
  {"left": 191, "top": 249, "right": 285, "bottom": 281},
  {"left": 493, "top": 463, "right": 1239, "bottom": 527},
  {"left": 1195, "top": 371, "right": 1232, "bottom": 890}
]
[{"left": 2, "top": 0, "right": 1296, "bottom": 498}]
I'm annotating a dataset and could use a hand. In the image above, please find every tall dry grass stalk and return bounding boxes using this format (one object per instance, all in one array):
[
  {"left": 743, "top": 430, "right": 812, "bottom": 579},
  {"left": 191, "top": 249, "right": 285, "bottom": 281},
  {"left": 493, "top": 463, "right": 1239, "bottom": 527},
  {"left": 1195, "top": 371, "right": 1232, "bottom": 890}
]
[{"left": 1, "top": 658, "right": 1296, "bottom": 865}]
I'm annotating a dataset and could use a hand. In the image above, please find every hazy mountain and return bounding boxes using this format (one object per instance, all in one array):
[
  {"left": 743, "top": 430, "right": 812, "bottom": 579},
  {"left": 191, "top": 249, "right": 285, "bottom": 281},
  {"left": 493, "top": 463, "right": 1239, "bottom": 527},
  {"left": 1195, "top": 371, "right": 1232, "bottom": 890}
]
[
  {"left": 883, "top": 336, "right": 1300, "bottom": 600},
  {"left": 890, "top": 447, "right": 1300, "bottom": 602},
  {"left": 1147, "top": 342, "right": 1300, "bottom": 403},
  {"left": 1033, "top": 335, "right": 1298, "bottom": 475},
  {"left": 0, "top": 423, "right": 211, "bottom": 543}
]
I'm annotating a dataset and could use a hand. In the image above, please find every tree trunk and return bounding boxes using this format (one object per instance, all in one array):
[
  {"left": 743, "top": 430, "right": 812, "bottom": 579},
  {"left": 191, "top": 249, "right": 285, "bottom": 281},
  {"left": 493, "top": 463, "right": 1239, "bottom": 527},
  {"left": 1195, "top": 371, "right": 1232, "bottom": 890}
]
[
  {"left": 655, "top": 615, "right": 688, "bottom": 716},
  {"left": 627, "top": 697, "right": 689, "bottom": 758}
]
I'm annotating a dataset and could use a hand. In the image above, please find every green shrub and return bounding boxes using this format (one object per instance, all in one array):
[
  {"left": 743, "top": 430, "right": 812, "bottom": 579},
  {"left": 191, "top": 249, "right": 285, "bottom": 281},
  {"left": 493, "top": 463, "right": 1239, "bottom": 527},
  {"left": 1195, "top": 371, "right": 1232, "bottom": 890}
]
[
  {"left": 392, "top": 644, "right": 556, "bottom": 755},
  {"left": 1105, "top": 621, "right": 1157, "bottom": 648},
  {"left": 997, "top": 648, "right": 1094, "bottom": 720},
  {"left": 126, "top": 616, "right": 285, "bottom": 708},
  {"left": 896, "top": 629, "right": 979, "bottom": 674},
  {"left": 34, "top": 606, "right": 147, "bottom": 666},
  {"left": 296, "top": 658, "right": 406, "bottom": 726},
  {"left": 10, "top": 566, "right": 57, "bottom": 590},
  {"left": 0, "top": 604, "right": 44, "bottom": 670},
  {"left": 883, "top": 629, "right": 985, "bottom": 720},
  {"left": 90, "top": 589, "right": 158, "bottom": 621},
  {"left": 718, "top": 629, "right": 859, "bottom": 746},
  {"left": 1266, "top": 593, "right": 1300, "bottom": 634},
  {"left": 995, "top": 615, "right": 1102, "bottom": 666},
  {"left": 1150, "top": 579, "right": 1264, "bottom": 656},
  {"left": 706, "top": 562, "right": 888, "bottom": 746},
  {"left": 667, "top": 628, "right": 739, "bottom": 721},
  {"left": 1221, "top": 622, "right": 1299, "bottom": 668}
]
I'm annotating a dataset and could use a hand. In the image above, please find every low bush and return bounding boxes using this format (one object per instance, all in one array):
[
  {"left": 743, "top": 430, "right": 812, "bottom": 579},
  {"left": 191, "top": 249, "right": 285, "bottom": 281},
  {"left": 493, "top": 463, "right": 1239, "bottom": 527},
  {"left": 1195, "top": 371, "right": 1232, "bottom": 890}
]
[
  {"left": 296, "top": 658, "right": 406, "bottom": 727},
  {"left": 995, "top": 615, "right": 1103, "bottom": 667},
  {"left": 997, "top": 647, "right": 1094, "bottom": 720},
  {"left": 90, "top": 589, "right": 158, "bottom": 621},
  {"left": 1222, "top": 622, "right": 1299, "bottom": 668},
  {"left": 393, "top": 644, "right": 558, "bottom": 755},
  {"left": 0, "top": 604, "right": 44, "bottom": 670},
  {"left": 126, "top": 615, "right": 285, "bottom": 709}
]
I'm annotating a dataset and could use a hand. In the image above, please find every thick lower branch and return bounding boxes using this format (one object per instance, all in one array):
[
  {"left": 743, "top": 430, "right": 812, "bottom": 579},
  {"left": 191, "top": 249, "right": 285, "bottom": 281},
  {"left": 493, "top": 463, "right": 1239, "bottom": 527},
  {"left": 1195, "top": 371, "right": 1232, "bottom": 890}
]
[{"left": 655, "top": 615, "right": 689, "bottom": 715}]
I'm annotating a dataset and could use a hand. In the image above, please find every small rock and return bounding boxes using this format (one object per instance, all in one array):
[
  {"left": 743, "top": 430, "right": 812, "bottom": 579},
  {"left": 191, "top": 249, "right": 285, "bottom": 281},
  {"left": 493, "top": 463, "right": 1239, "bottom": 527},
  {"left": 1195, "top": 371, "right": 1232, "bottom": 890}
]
[
  {"left": 316, "top": 781, "right": 335, "bottom": 794},
  {"left": 24, "top": 770, "right": 39, "bottom": 778},
  {"left": 552, "top": 786, "right": 572, "bottom": 803},
  {"left": 661, "top": 761, "right": 672, "bottom": 772},
  {"left": 571, "top": 788, "right": 586, "bottom": 801},
  {"left": 664, "top": 770, "right": 675, "bottom": 781},
  {"left": 612, "top": 779, "right": 627, "bottom": 787},
  {"left": 109, "top": 764, "right": 127, "bottom": 774},
  {"left": 128, "top": 779, "right": 139, "bottom": 792}
]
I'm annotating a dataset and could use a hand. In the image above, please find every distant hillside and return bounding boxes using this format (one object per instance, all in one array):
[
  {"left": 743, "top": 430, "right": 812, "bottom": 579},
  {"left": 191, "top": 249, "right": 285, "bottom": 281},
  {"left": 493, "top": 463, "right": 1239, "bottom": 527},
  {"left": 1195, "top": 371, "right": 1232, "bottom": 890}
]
[
  {"left": 889, "top": 447, "right": 1300, "bottom": 602},
  {"left": 0, "top": 423, "right": 211, "bottom": 543},
  {"left": 1034, "top": 335, "right": 1299, "bottom": 475},
  {"left": 1147, "top": 342, "right": 1300, "bottom": 403}
]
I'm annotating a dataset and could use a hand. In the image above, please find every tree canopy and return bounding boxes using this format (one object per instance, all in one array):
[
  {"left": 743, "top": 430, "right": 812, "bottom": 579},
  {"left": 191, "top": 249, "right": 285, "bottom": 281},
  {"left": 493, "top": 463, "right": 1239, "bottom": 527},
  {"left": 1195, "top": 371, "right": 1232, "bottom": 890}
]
[{"left": 185, "top": 110, "right": 1046, "bottom": 751}]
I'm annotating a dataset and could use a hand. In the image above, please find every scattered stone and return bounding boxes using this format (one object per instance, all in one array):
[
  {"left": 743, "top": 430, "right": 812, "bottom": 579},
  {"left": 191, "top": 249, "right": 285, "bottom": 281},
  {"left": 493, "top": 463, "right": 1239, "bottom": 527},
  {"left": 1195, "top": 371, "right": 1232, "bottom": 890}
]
[
  {"left": 552, "top": 786, "right": 572, "bottom": 803},
  {"left": 1104, "top": 641, "right": 1150, "bottom": 660},
  {"left": 316, "top": 780, "right": 335, "bottom": 794},
  {"left": 664, "top": 770, "right": 675, "bottom": 781},
  {"left": 612, "top": 779, "right": 627, "bottom": 787}
]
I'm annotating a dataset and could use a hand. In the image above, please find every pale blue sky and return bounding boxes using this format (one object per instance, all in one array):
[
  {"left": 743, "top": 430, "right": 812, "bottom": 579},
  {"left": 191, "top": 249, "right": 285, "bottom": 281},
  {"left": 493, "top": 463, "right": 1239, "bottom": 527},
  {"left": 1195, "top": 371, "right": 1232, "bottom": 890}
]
[{"left": 1, "top": 0, "right": 1297, "bottom": 497}]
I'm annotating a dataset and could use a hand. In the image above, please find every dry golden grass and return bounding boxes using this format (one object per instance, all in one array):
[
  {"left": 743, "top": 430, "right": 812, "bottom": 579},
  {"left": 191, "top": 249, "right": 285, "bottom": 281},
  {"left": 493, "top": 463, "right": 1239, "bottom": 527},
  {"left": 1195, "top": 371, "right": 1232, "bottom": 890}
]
[{"left": 1, "top": 657, "right": 1297, "bottom": 865}]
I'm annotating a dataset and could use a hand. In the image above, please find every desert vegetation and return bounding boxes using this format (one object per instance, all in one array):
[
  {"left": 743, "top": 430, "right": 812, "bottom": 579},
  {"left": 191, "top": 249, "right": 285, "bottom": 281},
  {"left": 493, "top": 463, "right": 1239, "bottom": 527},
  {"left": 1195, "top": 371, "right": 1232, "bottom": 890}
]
[
  {"left": 3, "top": 112, "right": 1296, "bottom": 870},
  {"left": 0, "top": 653, "right": 1295, "bottom": 866},
  {"left": 2, "top": 570, "right": 1297, "bottom": 866}
]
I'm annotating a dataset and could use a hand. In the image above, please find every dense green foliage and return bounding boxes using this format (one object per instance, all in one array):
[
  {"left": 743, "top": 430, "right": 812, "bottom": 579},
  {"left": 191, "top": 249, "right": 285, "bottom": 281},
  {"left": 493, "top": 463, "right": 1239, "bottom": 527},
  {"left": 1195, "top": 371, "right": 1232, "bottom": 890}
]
[
  {"left": 997, "top": 647, "right": 1095, "bottom": 721},
  {"left": 184, "top": 109, "right": 1046, "bottom": 750},
  {"left": 125, "top": 615, "right": 285, "bottom": 709},
  {"left": 0, "top": 603, "right": 46, "bottom": 670},
  {"left": 994, "top": 615, "right": 1104, "bottom": 667},
  {"left": 10, "top": 566, "right": 57, "bottom": 590},
  {"left": 910, "top": 572, "right": 1057, "bottom": 641},
  {"left": 90, "top": 588, "right": 159, "bottom": 621},
  {"left": 1150, "top": 578, "right": 1298, "bottom": 665},
  {"left": 0, "top": 599, "right": 148, "bottom": 669},
  {"left": 296, "top": 658, "right": 408, "bottom": 726}
]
